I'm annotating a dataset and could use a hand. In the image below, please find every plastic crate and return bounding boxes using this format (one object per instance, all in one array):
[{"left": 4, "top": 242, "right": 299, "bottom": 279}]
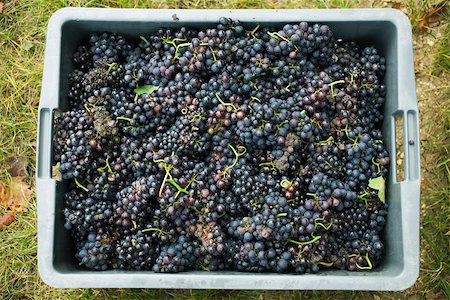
[{"left": 37, "top": 8, "right": 420, "bottom": 290}]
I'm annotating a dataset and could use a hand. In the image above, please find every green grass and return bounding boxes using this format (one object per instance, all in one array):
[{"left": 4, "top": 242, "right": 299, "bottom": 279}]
[{"left": 0, "top": 0, "right": 448, "bottom": 299}]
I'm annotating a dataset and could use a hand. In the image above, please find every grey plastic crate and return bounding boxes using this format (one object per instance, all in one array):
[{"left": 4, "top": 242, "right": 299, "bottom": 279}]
[{"left": 37, "top": 8, "right": 420, "bottom": 290}]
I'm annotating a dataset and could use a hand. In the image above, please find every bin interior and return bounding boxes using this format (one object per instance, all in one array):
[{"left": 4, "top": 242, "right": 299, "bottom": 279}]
[{"left": 52, "top": 18, "right": 404, "bottom": 278}]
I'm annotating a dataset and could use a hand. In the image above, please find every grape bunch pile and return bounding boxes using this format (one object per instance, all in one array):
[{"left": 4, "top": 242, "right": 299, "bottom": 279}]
[{"left": 54, "top": 18, "right": 390, "bottom": 273}]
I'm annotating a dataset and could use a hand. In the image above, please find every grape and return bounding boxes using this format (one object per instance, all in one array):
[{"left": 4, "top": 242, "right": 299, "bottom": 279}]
[{"left": 56, "top": 19, "right": 389, "bottom": 273}]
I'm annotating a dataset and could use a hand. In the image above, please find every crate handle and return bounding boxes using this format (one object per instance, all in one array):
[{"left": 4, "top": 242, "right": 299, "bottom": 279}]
[
  {"left": 393, "top": 110, "right": 420, "bottom": 183},
  {"left": 405, "top": 110, "right": 419, "bottom": 181},
  {"left": 37, "top": 108, "right": 53, "bottom": 179}
]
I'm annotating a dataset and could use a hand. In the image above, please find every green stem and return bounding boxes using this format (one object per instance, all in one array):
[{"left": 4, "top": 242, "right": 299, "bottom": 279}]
[
  {"left": 352, "top": 133, "right": 361, "bottom": 147},
  {"left": 259, "top": 161, "right": 277, "bottom": 171},
  {"left": 222, "top": 145, "right": 247, "bottom": 178},
  {"left": 357, "top": 191, "right": 371, "bottom": 208},
  {"left": 158, "top": 164, "right": 173, "bottom": 197},
  {"left": 140, "top": 36, "right": 149, "bottom": 43},
  {"left": 190, "top": 112, "right": 204, "bottom": 123},
  {"left": 288, "top": 236, "right": 321, "bottom": 246},
  {"left": 106, "top": 62, "right": 117, "bottom": 75},
  {"left": 306, "top": 193, "right": 317, "bottom": 200},
  {"left": 258, "top": 119, "right": 267, "bottom": 130},
  {"left": 372, "top": 157, "right": 382, "bottom": 174},
  {"left": 169, "top": 178, "right": 189, "bottom": 198},
  {"left": 187, "top": 204, "right": 202, "bottom": 215},
  {"left": 209, "top": 46, "right": 217, "bottom": 62},
  {"left": 314, "top": 218, "right": 333, "bottom": 231},
  {"left": 275, "top": 120, "right": 289, "bottom": 136},
  {"left": 349, "top": 72, "right": 355, "bottom": 85},
  {"left": 105, "top": 158, "right": 116, "bottom": 175},
  {"left": 355, "top": 252, "right": 373, "bottom": 270},
  {"left": 116, "top": 116, "right": 132, "bottom": 122},
  {"left": 74, "top": 178, "right": 89, "bottom": 192},
  {"left": 315, "top": 136, "right": 334, "bottom": 146},
  {"left": 329, "top": 79, "right": 345, "bottom": 96},
  {"left": 267, "top": 31, "right": 290, "bottom": 42},
  {"left": 215, "top": 93, "right": 240, "bottom": 112},
  {"left": 249, "top": 24, "right": 260, "bottom": 39},
  {"left": 175, "top": 42, "right": 192, "bottom": 59},
  {"left": 328, "top": 79, "right": 345, "bottom": 87},
  {"left": 283, "top": 82, "right": 292, "bottom": 92},
  {"left": 142, "top": 227, "right": 167, "bottom": 237},
  {"left": 324, "top": 161, "right": 333, "bottom": 168},
  {"left": 280, "top": 179, "right": 292, "bottom": 189},
  {"left": 318, "top": 261, "right": 334, "bottom": 267}
]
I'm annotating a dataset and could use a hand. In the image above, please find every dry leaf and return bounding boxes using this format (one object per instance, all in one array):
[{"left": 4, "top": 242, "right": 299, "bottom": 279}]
[
  {"left": 0, "top": 177, "right": 32, "bottom": 212},
  {"left": 385, "top": 1, "right": 402, "bottom": 9},
  {"left": 0, "top": 2, "right": 3, "bottom": 14},
  {"left": 418, "top": 2, "right": 448, "bottom": 31},
  {"left": 7, "top": 156, "right": 28, "bottom": 177},
  {"left": 22, "top": 40, "right": 34, "bottom": 51},
  {"left": 0, "top": 212, "right": 15, "bottom": 230}
]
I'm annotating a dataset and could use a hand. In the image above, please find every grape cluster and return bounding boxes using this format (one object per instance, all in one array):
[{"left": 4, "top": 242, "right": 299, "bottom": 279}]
[{"left": 55, "top": 18, "right": 390, "bottom": 273}]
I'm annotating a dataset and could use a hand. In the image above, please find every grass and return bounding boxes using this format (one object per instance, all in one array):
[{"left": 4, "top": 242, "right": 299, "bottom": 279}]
[{"left": 0, "top": 0, "right": 448, "bottom": 299}]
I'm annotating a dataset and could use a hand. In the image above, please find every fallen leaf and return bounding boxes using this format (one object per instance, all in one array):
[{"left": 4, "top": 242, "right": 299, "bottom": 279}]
[
  {"left": 0, "top": 177, "right": 32, "bottom": 212},
  {"left": 7, "top": 156, "right": 28, "bottom": 177},
  {"left": 0, "top": 1, "right": 3, "bottom": 14},
  {"left": 385, "top": 1, "right": 402, "bottom": 9},
  {"left": 52, "top": 163, "right": 61, "bottom": 180},
  {"left": 418, "top": 2, "right": 448, "bottom": 31},
  {"left": 22, "top": 40, "right": 34, "bottom": 51},
  {"left": 0, "top": 212, "right": 15, "bottom": 230}
]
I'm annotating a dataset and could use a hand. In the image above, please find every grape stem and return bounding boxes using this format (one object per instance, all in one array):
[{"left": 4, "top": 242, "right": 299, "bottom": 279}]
[
  {"left": 161, "top": 36, "right": 191, "bottom": 60},
  {"left": 139, "top": 35, "right": 149, "bottom": 43},
  {"left": 280, "top": 179, "right": 292, "bottom": 189},
  {"left": 249, "top": 24, "right": 260, "bottom": 39},
  {"left": 315, "top": 136, "right": 334, "bottom": 146},
  {"left": 318, "top": 261, "right": 334, "bottom": 267},
  {"left": 259, "top": 161, "right": 277, "bottom": 171},
  {"left": 189, "top": 112, "right": 204, "bottom": 123},
  {"left": 221, "top": 145, "right": 247, "bottom": 179},
  {"left": 116, "top": 116, "right": 132, "bottom": 122},
  {"left": 74, "top": 177, "right": 89, "bottom": 192},
  {"left": 329, "top": 79, "right": 345, "bottom": 97},
  {"left": 106, "top": 62, "right": 117, "bottom": 75},
  {"left": 314, "top": 217, "right": 333, "bottom": 231},
  {"left": 267, "top": 31, "right": 290, "bottom": 42},
  {"left": 288, "top": 236, "right": 321, "bottom": 246},
  {"left": 306, "top": 192, "right": 319, "bottom": 207},
  {"left": 372, "top": 157, "right": 382, "bottom": 174},
  {"left": 97, "top": 158, "right": 116, "bottom": 175},
  {"left": 283, "top": 82, "right": 292, "bottom": 92},
  {"left": 350, "top": 252, "right": 373, "bottom": 270},
  {"left": 142, "top": 227, "right": 168, "bottom": 237},
  {"left": 215, "top": 93, "right": 240, "bottom": 112},
  {"left": 357, "top": 192, "right": 371, "bottom": 208},
  {"left": 155, "top": 157, "right": 196, "bottom": 198}
]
